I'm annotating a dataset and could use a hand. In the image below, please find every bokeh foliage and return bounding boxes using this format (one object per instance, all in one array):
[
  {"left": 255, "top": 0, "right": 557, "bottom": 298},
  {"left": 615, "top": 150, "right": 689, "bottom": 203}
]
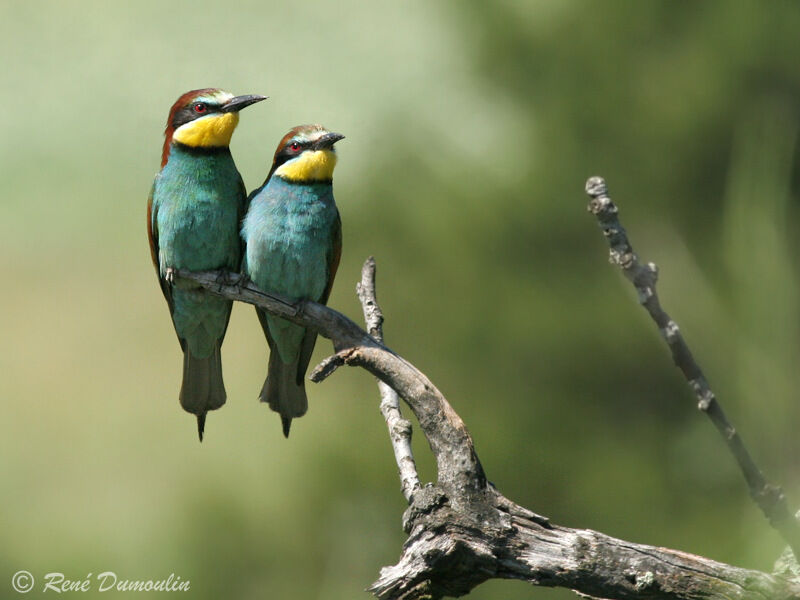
[{"left": 2, "top": 1, "right": 800, "bottom": 598}]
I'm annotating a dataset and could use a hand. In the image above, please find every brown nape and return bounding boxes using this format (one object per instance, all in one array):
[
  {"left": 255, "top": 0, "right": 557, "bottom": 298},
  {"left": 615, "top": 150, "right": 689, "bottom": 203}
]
[
  {"left": 264, "top": 124, "right": 328, "bottom": 181},
  {"left": 160, "top": 88, "right": 221, "bottom": 168}
]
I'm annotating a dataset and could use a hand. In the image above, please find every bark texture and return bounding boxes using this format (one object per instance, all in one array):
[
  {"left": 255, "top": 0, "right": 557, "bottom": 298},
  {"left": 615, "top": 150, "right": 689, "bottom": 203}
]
[{"left": 175, "top": 230, "right": 800, "bottom": 599}]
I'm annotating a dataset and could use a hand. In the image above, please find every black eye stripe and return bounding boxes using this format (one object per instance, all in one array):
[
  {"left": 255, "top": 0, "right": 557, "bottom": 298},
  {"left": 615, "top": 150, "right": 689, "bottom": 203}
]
[
  {"left": 272, "top": 141, "right": 309, "bottom": 169},
  {"left": 171, "top": 102, "right": 223, "bottom": 129}
]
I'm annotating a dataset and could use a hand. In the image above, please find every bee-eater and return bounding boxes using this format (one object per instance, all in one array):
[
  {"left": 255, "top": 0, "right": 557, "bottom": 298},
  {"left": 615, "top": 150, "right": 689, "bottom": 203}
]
[
  {"left": 148, "top": 88, "right": 266, "bottom": 441},
  {"left": 242, "top": 125, "right": 344, "bottom": 437}
]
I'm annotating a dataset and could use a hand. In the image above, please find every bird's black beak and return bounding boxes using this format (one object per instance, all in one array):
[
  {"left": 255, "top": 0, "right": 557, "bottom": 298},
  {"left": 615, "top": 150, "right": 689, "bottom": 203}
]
[
  {"left": 221, "top": 94, "right": 268, "bottom": 113},
  {"left": 313, "top": 132, "right": 345, "bottom": 150}
]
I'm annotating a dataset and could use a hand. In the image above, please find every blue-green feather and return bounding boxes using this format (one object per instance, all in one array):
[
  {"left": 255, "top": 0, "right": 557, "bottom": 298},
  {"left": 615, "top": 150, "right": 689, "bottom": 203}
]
[
  {"left": 242, "top": 174, "right": 340, "bottom": 436},
  {"left": 152, "top": 145, "right": 245, "bottom": 357},
  {"left": 242, "top": 177, "right": 338, "bottom": 362}
]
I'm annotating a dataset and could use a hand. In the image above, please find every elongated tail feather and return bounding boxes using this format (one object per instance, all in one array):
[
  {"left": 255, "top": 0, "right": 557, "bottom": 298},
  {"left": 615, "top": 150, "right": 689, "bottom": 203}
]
[
  {"left": 260, "top": 343, "right": 308, "bottom": 438},
  {"left": 180, "top": 342, "right": 226, "bottom": 441},
  {"left": 255, "top": 308, "right": 308, "bottom": 436}
]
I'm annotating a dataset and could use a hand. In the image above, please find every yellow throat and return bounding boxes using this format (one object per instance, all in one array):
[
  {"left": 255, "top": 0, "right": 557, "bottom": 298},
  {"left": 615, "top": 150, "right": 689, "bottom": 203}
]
[
  {"left": 274, "top": 149, "right": 338, "bottom": 182},
  {"left": 172, "top": 112, "right": 240, "bottom": 148}
]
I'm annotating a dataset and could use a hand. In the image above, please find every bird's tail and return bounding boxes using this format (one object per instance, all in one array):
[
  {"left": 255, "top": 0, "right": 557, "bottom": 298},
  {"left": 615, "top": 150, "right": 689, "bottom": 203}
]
[
  {"left": 180, "top": 343, "right": 226, "bottom": 441},
  {"left": 260, "top": 350, "right": 308, "bottom": 438}
]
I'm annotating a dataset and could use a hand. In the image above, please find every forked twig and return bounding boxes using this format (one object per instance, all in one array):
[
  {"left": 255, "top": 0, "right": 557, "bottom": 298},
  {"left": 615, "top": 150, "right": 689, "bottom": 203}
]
[
  {"left": 176, "top": 261, "right": 800, "bottom": 599},
  {"left": 356, "top": 257, "right": 421, "bottom": 503}
]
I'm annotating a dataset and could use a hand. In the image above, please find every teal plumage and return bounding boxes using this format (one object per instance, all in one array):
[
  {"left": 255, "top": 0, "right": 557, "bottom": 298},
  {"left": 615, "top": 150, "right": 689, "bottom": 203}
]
[
  {"left": 148, "top": 88, "right": 265, "bottom": 440},
  {"left": 241, "top": 125, "right": 344, "bottom": 436},
  {"left": 149, "top": 147, "right": 242, "bottom": 435}
]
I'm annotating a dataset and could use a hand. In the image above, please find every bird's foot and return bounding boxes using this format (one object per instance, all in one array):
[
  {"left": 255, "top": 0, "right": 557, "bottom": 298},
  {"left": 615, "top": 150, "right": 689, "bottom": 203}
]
[
  {"left": 236, "top": 274, "right": 251, "bottom": 295},
  {"left": 214, "top": 270, "right": 240, "bottom": 293},
  {"left": 165, "top": 267, "right": 177, "bottom": 285}
]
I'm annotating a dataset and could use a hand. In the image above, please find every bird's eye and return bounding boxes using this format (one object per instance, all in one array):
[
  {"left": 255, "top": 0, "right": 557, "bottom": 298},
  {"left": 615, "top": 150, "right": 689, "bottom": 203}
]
[
  {"left": 290, "top": 142, "right": 301, "bottom": 152},
  {"left": 193, "top": 103, "right": 208, "bottom": 114}
]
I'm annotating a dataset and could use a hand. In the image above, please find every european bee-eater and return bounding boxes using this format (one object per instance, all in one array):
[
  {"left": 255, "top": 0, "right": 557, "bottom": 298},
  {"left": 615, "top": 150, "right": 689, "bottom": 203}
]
[
  {"left": 242, "top": 125, "right": 344, "bottom": 437},
  {"left": 148, "top": 88, "right": 266, "bottom": 441}
]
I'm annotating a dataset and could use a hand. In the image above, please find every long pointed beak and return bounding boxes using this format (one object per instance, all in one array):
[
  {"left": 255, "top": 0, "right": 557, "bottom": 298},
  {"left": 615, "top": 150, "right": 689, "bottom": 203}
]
[
  {"left": 313, "top": 132, "right": 345, "bottom": 150},
  {"left": 221, "top": 94, "right": 268, "bottom": 113}
]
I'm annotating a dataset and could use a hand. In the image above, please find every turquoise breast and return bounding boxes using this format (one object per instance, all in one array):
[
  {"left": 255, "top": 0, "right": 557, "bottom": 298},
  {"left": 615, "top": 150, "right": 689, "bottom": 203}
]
[
  {"left": 153, "top": 145, "right": 244, "bottom": 357},
  {"left": 155, "top": 146, "right": 243, "bottom": 275},
  {"left": 243, "top": 177, "right": 337, "bottom": 302},
  {"left": 242, "top": 176, "right": 338, "bottom": 363}
]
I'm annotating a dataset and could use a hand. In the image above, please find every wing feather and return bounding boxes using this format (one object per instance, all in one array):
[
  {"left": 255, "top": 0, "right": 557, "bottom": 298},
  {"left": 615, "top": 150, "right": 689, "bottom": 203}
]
[
  {"left": 296, "top": 211, "right": 342, "bottom": 385},
  {"left": 147, "top": 178, "right": 175, "bottom": 315}
]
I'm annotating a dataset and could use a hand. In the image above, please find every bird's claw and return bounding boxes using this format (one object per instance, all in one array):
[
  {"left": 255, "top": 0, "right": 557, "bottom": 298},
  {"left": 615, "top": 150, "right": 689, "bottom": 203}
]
[
  {"left": 165, "top": 267, "right": 177, "bottom": 285},
  {"left": 236, "top": 274, "right": 251, "bottom": 295},
  {"left": 214, "top": 270, "right": 229, "bottom": 293},
  {"left": 213, "top": 270, "right": 244, "bottom": 293}
]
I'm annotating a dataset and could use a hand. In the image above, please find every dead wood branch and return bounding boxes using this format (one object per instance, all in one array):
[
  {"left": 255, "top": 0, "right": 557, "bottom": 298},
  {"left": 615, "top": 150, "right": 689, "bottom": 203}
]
[
  {"left": 174, "top": 253, "right": 800, "bottom": 599},
  {"left": 585, "top": 176, "right": 800, "bottom": 559}
]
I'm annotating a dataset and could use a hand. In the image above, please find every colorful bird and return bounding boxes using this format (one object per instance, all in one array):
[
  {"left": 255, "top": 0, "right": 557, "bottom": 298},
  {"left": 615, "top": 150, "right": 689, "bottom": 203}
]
[
  {"left": 242, "top": 125, "right": 344, "bottom": 437},
  {"left": 148, "top": 88, "right": 266, "bottom": 441}
]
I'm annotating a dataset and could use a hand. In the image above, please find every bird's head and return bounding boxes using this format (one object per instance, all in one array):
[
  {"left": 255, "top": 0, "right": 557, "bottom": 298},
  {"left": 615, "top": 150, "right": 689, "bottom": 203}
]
[
  {"left": 161, "top": 88, "right": 266, "bottom": 166},
  {"left": 269, "top": 125, "right": 345, "bottom": 183}
]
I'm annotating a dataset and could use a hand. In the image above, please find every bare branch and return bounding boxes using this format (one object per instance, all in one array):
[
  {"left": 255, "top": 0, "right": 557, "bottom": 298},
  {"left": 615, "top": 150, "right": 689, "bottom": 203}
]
[
  {"left": 355, "top": 256, "right": 421, "bottom": 503},
  {"left": 584, "top": 175, "right": 800, "bottom": 558},
  {"left": 175, "top": 265, "right": 800, "bottom": 599},
  {"left": 309, "top": 350, "right": 349, "bottom": 382},
  {"left": 176, "top": 268, "right": 485, "bottom": 494},
  {"left": 370, "top": 487, "right": 798, "bottom": 600}
]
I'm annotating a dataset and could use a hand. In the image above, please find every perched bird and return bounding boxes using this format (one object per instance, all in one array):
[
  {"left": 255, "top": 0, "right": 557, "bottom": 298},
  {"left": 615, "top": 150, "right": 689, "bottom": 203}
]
[
  {"left": 242, "top": 124, "right": 344, "bottom": 437},
  {"left": 148, "top": 88, "right": 266, "bottom": 441}
]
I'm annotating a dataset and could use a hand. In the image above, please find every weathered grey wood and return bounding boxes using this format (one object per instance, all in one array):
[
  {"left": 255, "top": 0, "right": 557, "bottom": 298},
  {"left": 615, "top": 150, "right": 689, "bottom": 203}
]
[
  {"left": 176, "top": 268, "right": 485, "bottom": 494},
  {"left": 175, "top": 263, "right": 800, "bottom": 599},
  {"left": 585, "top": 176, "right": 800, "bottom": 559},
  {"left": 369, "top": 486, "right": 796, "bottom": 600},
  {"left": 356, "top": 257, "right": 421, "bottom": 503}
]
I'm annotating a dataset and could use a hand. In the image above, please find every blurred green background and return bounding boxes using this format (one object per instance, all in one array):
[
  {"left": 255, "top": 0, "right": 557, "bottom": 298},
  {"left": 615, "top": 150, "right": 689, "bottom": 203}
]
[{"left": 2, "top": 1, "right": 800, "bottom": 598}]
